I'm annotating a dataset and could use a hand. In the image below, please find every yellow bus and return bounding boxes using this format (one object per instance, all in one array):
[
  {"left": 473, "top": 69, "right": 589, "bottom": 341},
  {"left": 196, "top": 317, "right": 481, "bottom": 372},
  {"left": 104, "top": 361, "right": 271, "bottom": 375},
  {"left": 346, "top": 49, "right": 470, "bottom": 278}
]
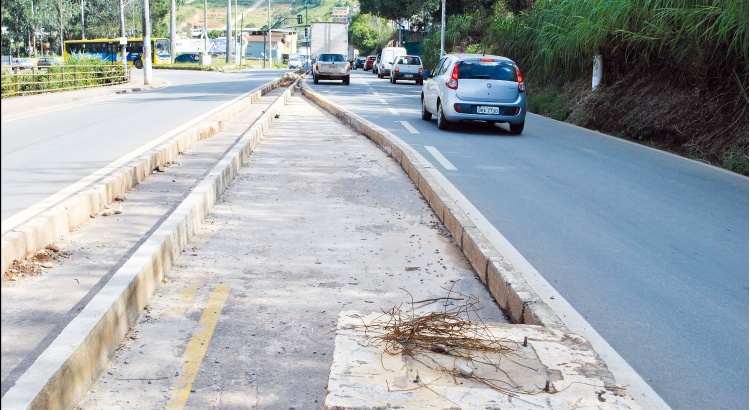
[{"left": 63, "top": 37, "right": 171, "bottom": 69}]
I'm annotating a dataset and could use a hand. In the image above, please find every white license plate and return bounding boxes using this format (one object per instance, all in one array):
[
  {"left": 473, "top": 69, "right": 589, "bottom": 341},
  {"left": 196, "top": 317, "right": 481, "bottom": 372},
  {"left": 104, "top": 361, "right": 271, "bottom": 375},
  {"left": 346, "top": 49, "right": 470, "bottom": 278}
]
[
  {"left": 404, "top": 74, "right": 413, "bottom": 78},
  {"left": 477, "top": 106, "right": 499, "bottom": 115}
]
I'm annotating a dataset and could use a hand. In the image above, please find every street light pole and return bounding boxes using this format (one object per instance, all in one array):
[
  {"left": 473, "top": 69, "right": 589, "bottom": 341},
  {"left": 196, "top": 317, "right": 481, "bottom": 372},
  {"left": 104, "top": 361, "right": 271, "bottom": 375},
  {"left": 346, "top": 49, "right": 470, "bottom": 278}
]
[
  {"left": 440, "top": 0, "right": 445, "bottom": 57},
  {"left": 267, "top": 0, "right": 271, "bottom": 68}
]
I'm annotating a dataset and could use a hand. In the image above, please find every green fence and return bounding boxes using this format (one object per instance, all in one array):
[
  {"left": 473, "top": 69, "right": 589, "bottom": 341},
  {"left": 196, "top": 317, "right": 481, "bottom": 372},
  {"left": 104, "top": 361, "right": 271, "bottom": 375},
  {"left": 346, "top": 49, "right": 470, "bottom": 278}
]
[{"left": 1, "top": 64, "right": 130, "bottom": 98}]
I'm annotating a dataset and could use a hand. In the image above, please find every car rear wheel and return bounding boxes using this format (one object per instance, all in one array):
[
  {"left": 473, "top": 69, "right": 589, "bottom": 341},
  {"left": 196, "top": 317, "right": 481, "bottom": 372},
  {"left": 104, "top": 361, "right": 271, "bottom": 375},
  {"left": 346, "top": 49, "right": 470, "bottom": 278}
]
[
  {"left": 390, "top": 76, "right": 396, "bottom": 84},
  {"left": 437, "top": 102, "right": 450, "bottom": 130},
  {"left": 313, "top": 74, "right": 319, "bottom": 84},
  {"left": 509, "top": 121, "right": 524, "bottom": 135},
  {"left": 343, "top": 75, "right": 350, "bottom": 85},
  {"left": 421, "top": 98, "right": 432, "bottom": 121}
]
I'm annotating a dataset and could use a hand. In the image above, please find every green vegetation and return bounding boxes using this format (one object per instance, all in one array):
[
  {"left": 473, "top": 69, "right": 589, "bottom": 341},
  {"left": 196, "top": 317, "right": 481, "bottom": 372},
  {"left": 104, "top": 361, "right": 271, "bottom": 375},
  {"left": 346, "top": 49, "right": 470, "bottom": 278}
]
[
  {"left": 416, "top": 0, "right": 748, "bottom": 173},
  {"left": 1, "top": 56, "right": 128, "bottom": 98}
]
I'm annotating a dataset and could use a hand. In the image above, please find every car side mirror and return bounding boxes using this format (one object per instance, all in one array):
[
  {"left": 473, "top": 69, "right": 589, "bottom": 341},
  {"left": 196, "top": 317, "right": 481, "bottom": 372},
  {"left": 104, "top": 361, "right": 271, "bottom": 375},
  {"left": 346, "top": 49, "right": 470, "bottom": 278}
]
[{"left": 421, "top": 70, "right": 430, "bottom": 78}]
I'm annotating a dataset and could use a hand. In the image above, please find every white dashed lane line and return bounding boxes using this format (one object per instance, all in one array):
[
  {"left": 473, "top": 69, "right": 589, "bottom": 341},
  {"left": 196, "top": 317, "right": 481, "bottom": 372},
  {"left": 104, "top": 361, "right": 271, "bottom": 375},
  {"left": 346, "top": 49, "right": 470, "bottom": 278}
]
[
  {"left": 398, "top": 121, "right": 419, "bottom": 134},
  {"left": 425, "top": 146, "right": 457, "bottom": 170}
]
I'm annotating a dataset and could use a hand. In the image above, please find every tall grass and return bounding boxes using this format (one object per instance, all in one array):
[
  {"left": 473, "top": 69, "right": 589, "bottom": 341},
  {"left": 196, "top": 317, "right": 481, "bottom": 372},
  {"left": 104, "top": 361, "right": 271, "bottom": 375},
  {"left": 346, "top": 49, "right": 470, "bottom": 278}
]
[{"left": 482, "top": 0, "right": 748, "bottom": 89}]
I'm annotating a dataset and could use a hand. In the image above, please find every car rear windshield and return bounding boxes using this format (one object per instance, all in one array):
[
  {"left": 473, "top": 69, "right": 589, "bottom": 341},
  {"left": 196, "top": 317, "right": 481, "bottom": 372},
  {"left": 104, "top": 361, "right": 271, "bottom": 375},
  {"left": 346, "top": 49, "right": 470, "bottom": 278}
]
[
  {"left": 457, "top": 60, "right": 517, "bottom": 81},
  {"left": 318, "top": 54, "right": 346, "bottom": 62}
]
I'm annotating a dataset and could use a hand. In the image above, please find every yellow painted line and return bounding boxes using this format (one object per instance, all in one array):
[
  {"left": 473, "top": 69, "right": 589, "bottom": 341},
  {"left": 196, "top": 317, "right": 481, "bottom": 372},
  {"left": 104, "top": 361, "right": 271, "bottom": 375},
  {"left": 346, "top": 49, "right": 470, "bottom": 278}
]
[{"left": 166, "top": 284, "right": 231, "bottom": 409}]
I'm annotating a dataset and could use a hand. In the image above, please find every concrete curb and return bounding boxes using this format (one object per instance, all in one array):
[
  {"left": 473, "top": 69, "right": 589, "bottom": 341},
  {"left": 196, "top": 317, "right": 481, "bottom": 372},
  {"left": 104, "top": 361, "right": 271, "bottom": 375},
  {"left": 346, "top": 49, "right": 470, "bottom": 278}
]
[
  {"left": 299, "top": 84, "right": 566, "bottom": 331},
  {"left": 0, "top": 81, "right": 298, "bottom": 410},
  {"left": 1, "top": 79, "right": 281, "bottom": 277}
]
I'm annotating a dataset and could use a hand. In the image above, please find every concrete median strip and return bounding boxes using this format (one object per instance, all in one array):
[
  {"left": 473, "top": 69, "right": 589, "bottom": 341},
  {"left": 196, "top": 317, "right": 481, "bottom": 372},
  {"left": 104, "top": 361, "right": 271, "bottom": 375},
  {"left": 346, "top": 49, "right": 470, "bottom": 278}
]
[
  {"left": 298, "top": 83, "right": 642, "bottom": 409},
  {"left": 299, "top": 85, "right": 564, "bottom": 330},
  {"left": 0, "top": 82, "right": 295, "bottom": 410}
]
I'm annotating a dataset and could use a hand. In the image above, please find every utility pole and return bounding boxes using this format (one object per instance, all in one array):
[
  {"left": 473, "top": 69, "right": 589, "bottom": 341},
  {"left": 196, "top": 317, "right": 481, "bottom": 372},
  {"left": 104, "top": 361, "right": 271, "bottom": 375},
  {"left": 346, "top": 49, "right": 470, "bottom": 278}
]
[
  {"left": 120, "top": 0, "right": 127, "bottom": 77},
  {"left": 234, "top": 0, "right": 238, "bottom": 64},
  {"left": 440, "top": 0, "right": 445, "bottom": 57},
  {"left": 143, "top": 0, "right": 152, "bottom": 84},
  {"left": 170, "top": 0, "right": 176, "bottom": 63},
  {"left": 81, "top": 0, "right": 85, "bottom": 39},
  {"left": 267, "top": 0, "right": 271, "bottom": 67},
  {"left": 225, "top": 0, "right": 231, "bottom": 63},
  {"left": 203, "top": 0, "right": 208, "bottom": 56}
]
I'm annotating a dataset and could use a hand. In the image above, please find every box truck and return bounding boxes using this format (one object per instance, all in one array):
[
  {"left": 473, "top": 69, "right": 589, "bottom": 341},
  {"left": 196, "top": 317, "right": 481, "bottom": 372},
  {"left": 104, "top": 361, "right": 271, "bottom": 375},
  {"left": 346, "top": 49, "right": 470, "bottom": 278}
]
[{"left": 309, "top": 21, "right": 348, "bottom": 60}]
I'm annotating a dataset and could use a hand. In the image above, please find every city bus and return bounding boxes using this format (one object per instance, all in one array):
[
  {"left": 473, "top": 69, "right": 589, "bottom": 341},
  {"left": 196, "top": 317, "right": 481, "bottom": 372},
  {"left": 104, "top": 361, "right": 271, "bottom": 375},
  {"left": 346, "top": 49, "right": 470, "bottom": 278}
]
[{"left": 63, "top": 37, "right": 171, "bottom": 69}]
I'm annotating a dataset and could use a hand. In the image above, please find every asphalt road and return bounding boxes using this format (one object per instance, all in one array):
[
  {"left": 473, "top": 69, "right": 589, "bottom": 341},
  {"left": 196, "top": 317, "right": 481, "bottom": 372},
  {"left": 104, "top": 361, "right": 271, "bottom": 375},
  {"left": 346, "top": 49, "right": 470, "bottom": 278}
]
[
  {"left": 0, "top": 69, "right": 288, "bottom": 228},
  {"left": 308, "top": 69, "right": 749, "bottom": 410},
  {"left": 2, "top": 69, "right": 747, "bottom": 409}
]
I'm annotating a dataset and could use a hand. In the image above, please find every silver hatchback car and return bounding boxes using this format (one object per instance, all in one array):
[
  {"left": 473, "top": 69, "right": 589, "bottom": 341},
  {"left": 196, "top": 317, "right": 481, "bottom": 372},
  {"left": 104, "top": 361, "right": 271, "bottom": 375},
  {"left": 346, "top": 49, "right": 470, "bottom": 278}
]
[{"left": 420, "top": 54, "right": 527, "bottom": 134}]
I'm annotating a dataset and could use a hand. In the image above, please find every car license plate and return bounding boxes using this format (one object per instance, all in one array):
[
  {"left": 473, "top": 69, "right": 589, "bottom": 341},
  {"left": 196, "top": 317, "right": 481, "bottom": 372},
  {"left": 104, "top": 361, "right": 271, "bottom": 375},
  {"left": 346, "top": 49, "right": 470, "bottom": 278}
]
[
  {"left": 477, "top": 106, "right": 499, "bottom": 115},
  {"left": 404, "top": 74, "right": 413, "bottom": 78}
]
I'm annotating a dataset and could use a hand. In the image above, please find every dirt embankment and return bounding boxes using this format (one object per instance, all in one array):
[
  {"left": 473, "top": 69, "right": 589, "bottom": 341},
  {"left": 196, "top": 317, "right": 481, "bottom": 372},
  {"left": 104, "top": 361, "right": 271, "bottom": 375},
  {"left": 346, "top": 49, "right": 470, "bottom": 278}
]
[{"left": 535, "top": 68, "right": 749, "bottom": 175}]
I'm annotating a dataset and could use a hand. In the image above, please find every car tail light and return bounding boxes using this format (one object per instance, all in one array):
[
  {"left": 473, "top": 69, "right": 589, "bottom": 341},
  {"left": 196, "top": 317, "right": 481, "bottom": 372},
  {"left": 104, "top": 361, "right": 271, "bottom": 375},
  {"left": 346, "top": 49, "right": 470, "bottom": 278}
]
[
  {"left": 516, "top": 66, "right": 526, "bottom": 93},
  {"left": 418, "top": 68, "right": 423, "bottom": 74},
  {"left": 394, "top": 67, "right": 400, "bottom": 73},
  {"left": 446, "top": 63, "right": 458, "bottom": 89}
]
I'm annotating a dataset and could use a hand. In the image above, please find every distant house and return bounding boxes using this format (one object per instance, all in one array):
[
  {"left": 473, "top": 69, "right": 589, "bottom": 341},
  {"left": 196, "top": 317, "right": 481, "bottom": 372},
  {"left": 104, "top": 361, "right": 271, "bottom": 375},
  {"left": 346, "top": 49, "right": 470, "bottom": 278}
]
[{"left": 243, "top": 30, "right": 297, "bottom": 63}]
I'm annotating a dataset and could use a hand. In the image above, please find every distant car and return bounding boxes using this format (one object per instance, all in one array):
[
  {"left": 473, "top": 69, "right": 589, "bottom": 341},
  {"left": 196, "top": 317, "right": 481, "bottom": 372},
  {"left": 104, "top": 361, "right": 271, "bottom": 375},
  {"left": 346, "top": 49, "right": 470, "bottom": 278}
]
[
  {"left": 375, "top": 47, "right": 407, "bottom": 79},
  {"left": 175, "top": 53, "right": 200, "bottom": 63},
  {"left": 420, "top": 53, "right": 527, "bottom": 134},
  {"left": 391, "top": 55, "right": 423, "bottom": 85},
  {"left": 289, "top": 56, "right": 302, "bottom": 69},
  {"left": 364, "top": 55, "right": 376, "bottom": 71},
  {"left": 372, "top": 54, "right": 381, "bottom": 75},
  {"left": 12, "top": 58, "right": 34, "bottom": 70},
  {"left": 37, "top": 57, "right": 61, "bottom": 68},
  {"left": 353, "top": 57, "right": 365, "bottom": 70}
]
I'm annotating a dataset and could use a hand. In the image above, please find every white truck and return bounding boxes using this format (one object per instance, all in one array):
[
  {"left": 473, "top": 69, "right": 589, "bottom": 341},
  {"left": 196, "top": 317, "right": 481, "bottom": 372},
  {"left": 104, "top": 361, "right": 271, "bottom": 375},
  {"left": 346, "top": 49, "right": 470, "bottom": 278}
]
[
  {"left": 309, "top": 21, "right": 348, "bottom": 59},
  {"left": 310, "top": 21, "right": 350, "bottom": 85}
]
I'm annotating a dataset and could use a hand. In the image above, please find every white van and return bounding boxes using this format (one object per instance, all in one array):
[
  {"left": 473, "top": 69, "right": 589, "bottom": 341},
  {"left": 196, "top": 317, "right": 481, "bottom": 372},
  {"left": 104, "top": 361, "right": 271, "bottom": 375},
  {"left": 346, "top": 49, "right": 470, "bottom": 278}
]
[{"left": 375, "top": 46, "right": 407, "bottom": 78}]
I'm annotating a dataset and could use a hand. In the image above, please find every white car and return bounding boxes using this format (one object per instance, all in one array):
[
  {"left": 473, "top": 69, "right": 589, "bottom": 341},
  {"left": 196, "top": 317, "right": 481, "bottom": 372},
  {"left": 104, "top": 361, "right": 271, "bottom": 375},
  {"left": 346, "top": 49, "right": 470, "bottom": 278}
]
[
  {"left": 420, "top": 53, "right": 527, "bottom": 134},
  {"left": 289, "top": 57, "right": 302, "bottom": 69}
]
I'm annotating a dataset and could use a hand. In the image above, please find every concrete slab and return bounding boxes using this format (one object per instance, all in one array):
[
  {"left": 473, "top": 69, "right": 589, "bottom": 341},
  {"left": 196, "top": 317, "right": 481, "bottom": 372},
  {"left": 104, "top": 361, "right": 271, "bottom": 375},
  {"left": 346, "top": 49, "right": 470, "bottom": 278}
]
[{"left": 325, "top": 311, "right": 640, "bottom": 409}]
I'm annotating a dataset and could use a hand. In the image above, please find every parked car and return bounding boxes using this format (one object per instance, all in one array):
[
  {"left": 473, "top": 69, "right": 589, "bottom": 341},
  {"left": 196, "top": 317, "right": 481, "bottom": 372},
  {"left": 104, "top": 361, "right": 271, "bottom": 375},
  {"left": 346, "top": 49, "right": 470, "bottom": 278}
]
[
  {"left": 12, "top": 58, "right": 34, "bottom": 70},
  {"left": 364, "top": 55, "right": 376, "bottom": 71},
  {"left": 420, "top": 53, "right": 527, "bottom": 134},
  {"left": 353, "top": 57, "right": 366, "bottom": 70},
  {"left": 37, "top": 57, "right": 61, "bottom": 68},
  {"left": 372, "top": 54, "right": 381, "bottom": 75},
  {"left": 175, "top": 53, "right": 200, "bottom": 63},
  {"left": 391, "top": 55, "right": 423, "bottom": 85}
]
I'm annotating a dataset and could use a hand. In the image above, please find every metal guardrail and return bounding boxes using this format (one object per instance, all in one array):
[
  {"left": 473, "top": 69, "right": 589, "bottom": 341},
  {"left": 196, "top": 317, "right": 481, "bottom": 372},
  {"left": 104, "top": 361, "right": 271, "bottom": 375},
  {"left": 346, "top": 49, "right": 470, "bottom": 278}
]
[{"left": 0, "top": 64, "right": 130, "bottom": 98}]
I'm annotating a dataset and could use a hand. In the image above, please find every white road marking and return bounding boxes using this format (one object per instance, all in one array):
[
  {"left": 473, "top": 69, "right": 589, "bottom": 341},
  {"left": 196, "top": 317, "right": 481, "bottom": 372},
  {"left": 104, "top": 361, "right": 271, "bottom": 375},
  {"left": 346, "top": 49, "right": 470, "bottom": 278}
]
[
  {"left": 425, "top": 146, "right": 457, "bottom": 170},
  {"left": 388, "top": 107, "right": 399, "bottom": 116},
  {"left": 378, "top": 99, "right": 388, "bottom": 104},
  {"left": 397, "top": 120, "right": 419, "bottom": 134}
]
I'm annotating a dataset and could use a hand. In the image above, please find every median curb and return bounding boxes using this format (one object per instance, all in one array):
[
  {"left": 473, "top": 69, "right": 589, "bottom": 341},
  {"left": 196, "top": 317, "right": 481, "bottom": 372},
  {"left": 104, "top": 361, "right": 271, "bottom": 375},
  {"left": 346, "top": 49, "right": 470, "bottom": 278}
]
[
  {"left": 299, "top": 83, "right": 566, "bottom": 330},
  {"left": 1, "top": 79, "right": 281, "bottom": 277},
  {"left": 0, "top": 81, "right": 298, "bottom": 410}
]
